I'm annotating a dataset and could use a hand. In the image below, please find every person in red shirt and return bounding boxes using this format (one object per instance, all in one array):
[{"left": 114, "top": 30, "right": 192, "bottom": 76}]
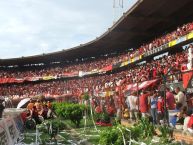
[
  {"left": 187, "top": 114, "right": 193, "bottom": 133},
  {"left": 20, "top": 110, "right": 30, "bottom": 123},
  {"left": 152, "top": 67, "right": 157, "bottom": 79},
  {"left": 139, "top": 91, "right": 149, "bottom": 117},
  {"left": 157, "top": 94, "right": 164, "bottom": 124},
  {"left": 166, "top": 88, "right": 175, "bottom": 110}
]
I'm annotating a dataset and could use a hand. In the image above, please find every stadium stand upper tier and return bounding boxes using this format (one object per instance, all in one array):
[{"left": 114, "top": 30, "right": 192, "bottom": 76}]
[
  {"left": 0, "top": 21, "right": 192, "bottom": 81},
  {"left": 0, "top": 49, "right": 188, "bottom": 97},
  {"left": 0, "top": 0, "right": 193, "bottom": 66}
]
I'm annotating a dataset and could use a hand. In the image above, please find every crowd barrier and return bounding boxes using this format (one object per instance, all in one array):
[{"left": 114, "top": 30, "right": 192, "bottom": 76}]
[{"left": 0, "top": 108, "right": 25, "bottom": 145}]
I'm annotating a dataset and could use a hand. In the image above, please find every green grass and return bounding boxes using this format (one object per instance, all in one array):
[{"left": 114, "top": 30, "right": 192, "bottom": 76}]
[
  {"left": 22, "top": 117, "right": 189, "bottom": 145},
  {"left": 22, "top": 117, "right": 108, "bottom": 145}
]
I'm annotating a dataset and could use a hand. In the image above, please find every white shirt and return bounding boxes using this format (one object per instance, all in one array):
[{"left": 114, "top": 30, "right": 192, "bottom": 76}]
[
  {"left": 128, "top": 95, "right": 138, "bottom": 110},
  {"left": 183, "top": 116, "right": 190, "bottom": 131},
  {"left": 175, "top": 91, "right": 187, "bottom": 107}
]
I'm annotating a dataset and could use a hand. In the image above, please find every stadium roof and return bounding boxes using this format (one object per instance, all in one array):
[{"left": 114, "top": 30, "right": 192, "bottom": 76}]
[{"left": 1, "top": 0, "right": 193, "bottom": 66}]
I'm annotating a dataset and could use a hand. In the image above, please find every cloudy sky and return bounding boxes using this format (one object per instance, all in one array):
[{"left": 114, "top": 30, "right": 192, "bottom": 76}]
[{"left": 0, "top": 0, "right": 137, "bottom": 59}]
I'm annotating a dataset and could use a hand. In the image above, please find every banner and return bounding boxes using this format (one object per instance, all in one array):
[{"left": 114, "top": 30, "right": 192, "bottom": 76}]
[
  {"left": 63, "top": 71, "right": 79, "bottom": 77},
  {"left": 125, "top": 79, "right": 158, "bottom": 91},
  {"left": 120, "top": 61, "right": 129, "bottom": 67},
  {"left": 182, "top": 70, "right": 193, "bottom": 93},
  {"left": 14, "top": 78, "right": 25, "bottom": 83},
  {"left": 186, "top": 32, "right": 193, "bottom": 40},
  {"left": 177, "top": 36, "right": 186, "bottom": 44},
  {"left": 100, "top": 65, "right": 113, "bottom": 72},
  {"left": 0, "top": 78, "right": 16, "bottom": 84},
  {"left": 25, "top": 77, "right": 41, "bottom": 82},
  {"left": 42, "top": 76, "right": 56, "bottom": 80},
  {"left": 169, "top": 40, "right": 177, "bottom": 47}
]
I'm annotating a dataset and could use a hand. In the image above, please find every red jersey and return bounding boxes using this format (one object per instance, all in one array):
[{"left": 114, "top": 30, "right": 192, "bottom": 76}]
[
  {"left": 20, "top": 112, "right": 28, "bottom": 123},
  {"left": 188, "top": 115, "right": 193, "bottom": 129},
  {"left": 166, "top": 92, "right": 175, "bottom": 110},
  {"left": 157, "top": 97, "right": 164, "bottom": 113},
  {"left": 139, "top": 93, "right": 149, "bottom": 113}
]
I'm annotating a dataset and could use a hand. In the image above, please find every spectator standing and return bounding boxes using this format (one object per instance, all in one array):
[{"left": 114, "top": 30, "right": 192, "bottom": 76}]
[
  {"left": 128, "top": 92, "right": 138, "bottom": 120},
  {"left": 125, "top": 94, "right": 130, "bottom": 111},
  {"left": 150, "top": 91, "right": 158, "bottom": 124},
  {"left": 157, "top": 94, "right": 164, "bottom": 124},
  {"left": 139, "top": 91, "right": 149, "bottom": 117},
  {"left": 166, "top": 88, "right": 175, "bottom": 110},
  {"left": 175, "top": 87, "right": 187, "bottom": 108}
]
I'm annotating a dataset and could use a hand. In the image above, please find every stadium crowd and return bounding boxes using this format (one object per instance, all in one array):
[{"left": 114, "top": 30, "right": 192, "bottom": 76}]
[
  {"left": 123, "top": 87, "right": 193, "bottom": 133},
  {"left": 0, "top": 50, "right": 188, "bottom": 97},
  {"left": 0, "top": 22, "right": 192, "bottom": 78},
  {"left": 0, "top": 22, "right": 192, "bottom": 134}
]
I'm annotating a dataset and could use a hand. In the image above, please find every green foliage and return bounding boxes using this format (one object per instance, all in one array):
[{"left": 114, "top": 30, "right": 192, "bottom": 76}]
[
  {"left": 52, "top": 102, "right": 86, "bottom": 127},
  {"left": 158, "top": 125, "right": 172, "bottom": 143},
  {"left": 101, "top": 112, "right": 110, "bottom": 123},
  {"left": 99, "top": 125, "right": 130, "bottom": 145},
  {"left": 93, "top": 108, "right": 111, "bottom": 123},
  {"left": 127, "top": 118, "right": 156, "bottom": 141},
  {"left": 99, "top": 118, "right": 158, "bottom": 145},
  {"left": 83, "top": 93, "right": 90, "bottom": 100},
  {"left": 99, "top": 127, "right": 119, "bottom": 145},
  {"left": 129, "top": 125, "right": 143, "bottom": 141},
  {"left": 137, "top": 118, "right": 155, "bottom": 138}
]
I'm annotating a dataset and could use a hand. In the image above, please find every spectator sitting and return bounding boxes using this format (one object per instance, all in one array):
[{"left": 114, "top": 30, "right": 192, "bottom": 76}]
[
  {"left": 169, "top": 102, "right": 183, "bottom": 128},
  {"left": 183, "top": 109, "right": 192, "bottom": 131},
  {"left": 187, "top": 113, "right": 193, "bottom": 133}
]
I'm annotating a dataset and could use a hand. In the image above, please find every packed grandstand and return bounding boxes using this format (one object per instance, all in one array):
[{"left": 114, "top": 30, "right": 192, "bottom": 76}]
[
  {"left": 0, "top": 0, "right": 193, "bottom": 144},
  {"left": 0, "top": 22, "right": 192, "bottom": 98}
]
